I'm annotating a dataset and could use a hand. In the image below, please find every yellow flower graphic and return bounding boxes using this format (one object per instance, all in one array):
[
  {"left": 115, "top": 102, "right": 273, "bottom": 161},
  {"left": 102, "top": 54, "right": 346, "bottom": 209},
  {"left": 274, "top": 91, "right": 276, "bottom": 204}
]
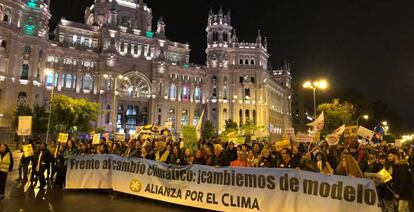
[{"left": 129, "top": 178, "right": 142, "bottom": 192}]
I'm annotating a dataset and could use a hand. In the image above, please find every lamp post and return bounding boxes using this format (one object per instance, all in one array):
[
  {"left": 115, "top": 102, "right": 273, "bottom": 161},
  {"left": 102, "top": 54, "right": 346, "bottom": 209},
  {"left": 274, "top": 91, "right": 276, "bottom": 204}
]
[
  {"left": 302, "top": 79, "right": 328, "bottom": 118},
  {"left": 104, "top": 74, "right": 128, "bottom": 133},
  {"left": 45, "top": 68, "right": 55, "bottom": 144},
  {"left": 356, "top": 114, "right": 369, "bottom": 127}
]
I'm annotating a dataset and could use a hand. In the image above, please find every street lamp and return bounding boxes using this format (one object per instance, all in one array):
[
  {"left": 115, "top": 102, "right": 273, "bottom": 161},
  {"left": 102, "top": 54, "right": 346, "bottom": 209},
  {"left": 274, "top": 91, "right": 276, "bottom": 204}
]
[
  {"left": 104, "top": 74, "right": 128, "bottom": 133},
  {"left": 303, "top": 79, "right": 328, "bottom": 118},
  {"left": 45, "top": 68, "right": 55, "bottom": 144},
  {"left": 356, "top": 114, "right": 369, "bottom": 127}
]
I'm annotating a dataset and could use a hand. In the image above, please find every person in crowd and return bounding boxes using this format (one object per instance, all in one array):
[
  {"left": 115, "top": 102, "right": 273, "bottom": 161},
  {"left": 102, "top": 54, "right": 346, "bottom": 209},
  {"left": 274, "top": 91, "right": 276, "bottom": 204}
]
[
  {"left": 123, "top": 139, "right": 139, "bottom": 158},
  {"left": 259, "top": 148, "right": 276, "bottom": 168},
  {"left": 54, "top": 144, "right": 66, "bottom": 189},
  {"left": 211, "top": 144, "right": 225, "bottom": 167},
  {"left": 168, "top": 145, "right": 182, "bottom": 165},
  {"left": 304, "top": 152, "right": 334, "bottom": 175},
  {"left": 193, "top": 149, "right": 205, "bottom": 165},
  {"left": 277, "top": 148, "right": 300, "bottom": 169},
  {"left": 247, "top": 150, "right": 259, "bottom": 167},
  {"left": 230, "top": 150, "right": 251, "bottom": 167},
  {"left": 335, "top": 153, "right": 363, "bottom": 177},
  {"left": 139, "top": 147, "right": 154, "bottom": 160},
  {"left": 17, "top": 139, "right": 32, "bottom": 183},
  {"left": 204, "top": 147, "right": 213, "bottom": 166},
  {"left": 252, "top": 143, "right": 261, "bottom": 158},
  {"left": 62, "top": 140, "right": 78, "bottom": 186},
  {"left": 223, "top": 142, "right": 237, "bottom": 166},
  {"left": 0, "top": 144, "right": 12, "bottom": 201},
  {"left": 182, "top": 148, "right": 192, "bottom": 165},
  {"left": 78, "top": 142, "right": 89, "bottom": 155},
  {"left": 36, "top": 143, "right": 52, "bottom": 189},
  {"left": 388, "top": 150, "right": 413, "bottom": 212},
  {"left": 155, "top": 141, "right": 169, "bottom": 162}
]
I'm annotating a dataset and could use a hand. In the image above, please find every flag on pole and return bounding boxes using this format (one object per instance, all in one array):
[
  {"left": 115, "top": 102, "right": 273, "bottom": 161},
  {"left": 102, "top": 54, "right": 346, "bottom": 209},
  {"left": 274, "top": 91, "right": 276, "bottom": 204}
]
[
  {"left": 326, "top": 125, "right": 346, "bottom": 146},
  {"left": 196, "top": 109, "right": 205, "bottom": 141},
  {"left": 306, "top": 112, "right": 325, "bottom": 132}
]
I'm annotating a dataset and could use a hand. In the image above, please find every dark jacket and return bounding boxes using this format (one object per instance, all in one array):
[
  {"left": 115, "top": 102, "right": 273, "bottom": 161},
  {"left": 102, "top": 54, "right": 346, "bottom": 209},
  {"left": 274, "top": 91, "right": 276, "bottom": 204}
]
[
  {"left": 211, "top": 153, "right": 226, "bottom": 167},
  {"left": 392, "top": 162, "right": 413, "bottom": 200}
]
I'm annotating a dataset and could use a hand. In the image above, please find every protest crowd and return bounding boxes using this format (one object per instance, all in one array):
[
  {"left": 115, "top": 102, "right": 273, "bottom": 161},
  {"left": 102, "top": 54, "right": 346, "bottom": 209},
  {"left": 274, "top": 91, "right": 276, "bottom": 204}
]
[
  {"left": 0, "top": 131, "right": 410, "bottom": 212},
  {"left": 1, "top": 111, "right": 414, "bottom": 212}
]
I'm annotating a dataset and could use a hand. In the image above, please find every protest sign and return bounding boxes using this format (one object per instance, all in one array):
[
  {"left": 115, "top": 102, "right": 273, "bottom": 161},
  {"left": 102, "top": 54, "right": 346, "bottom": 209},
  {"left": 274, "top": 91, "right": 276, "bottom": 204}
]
[
  {"left": 22, "top": 144, "right": 34, "bottom": 157},
  {"left": 18, "top": 116, "right": 32, "bottom": 136},
  {"left": 284, "top": 128, "right": 295, "bottom": 139},
  {"left": 344, "top": 126, "right": 358, "bottom": 138},
  {"left": 103, "top": 133, "right": 110, "bottom": 142},
  {"left": 394, "top": 139, "right": 402, "bottom": 148},
  {"left": 114, "top": 134, "right": 126, "bottom": 142},
  {"left": 357, "top": 126, "right": 375, "bottom": 141},
  {"left": 275, "top": 139, "right": 291, "bottom": 151},
  {"left": 325, "top": 125, "right": 346, "bottom": 146},
  {"left": 58, "top": 133, "right": 69, "bottom": 143},
  {"left": 93, "top": 133, "right": 101, "bottom": 145},
  {"left": 67, "top": 155, "right": 381, "bottom": 212}
]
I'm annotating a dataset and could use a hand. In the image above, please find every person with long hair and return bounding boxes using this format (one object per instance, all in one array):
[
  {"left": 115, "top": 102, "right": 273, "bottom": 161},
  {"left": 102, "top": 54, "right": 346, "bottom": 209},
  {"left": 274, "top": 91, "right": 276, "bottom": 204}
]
[
  {"left": 304, "top": 152, "right": 334, "bottom": 175},
  {"left": 335, "top": 153, "right": 363, "bottom": 177},
  {"left": 0, "top": 144, "right": 12, "bottom": 200}
]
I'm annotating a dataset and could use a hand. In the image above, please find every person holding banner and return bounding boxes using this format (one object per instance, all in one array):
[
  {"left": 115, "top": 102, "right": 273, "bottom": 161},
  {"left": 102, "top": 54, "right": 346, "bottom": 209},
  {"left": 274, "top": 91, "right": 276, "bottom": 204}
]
[
  {"left": 0, "top": 144, "right": 12, "bottom": 201},
  {"left": 303, "top": 152, "right": 334, "bottom": 175},
  {"left": 276, "top": 148, "right": 300, "bottom": 169},
  {"left": 335, "top": 154, "right": 363, "bottom": 178},
  {"left": 388, "top": 151, "right": 413, "bottom": 212},
  {"left": 259, "top": 148, "right": 276, "bottom": 168}
]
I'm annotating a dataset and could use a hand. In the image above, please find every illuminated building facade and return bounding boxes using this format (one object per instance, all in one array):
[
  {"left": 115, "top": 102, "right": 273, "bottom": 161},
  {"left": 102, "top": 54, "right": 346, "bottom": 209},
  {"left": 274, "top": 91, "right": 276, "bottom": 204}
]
[{"left": 0, "top": 0, "right": 291, "bottom": 138}]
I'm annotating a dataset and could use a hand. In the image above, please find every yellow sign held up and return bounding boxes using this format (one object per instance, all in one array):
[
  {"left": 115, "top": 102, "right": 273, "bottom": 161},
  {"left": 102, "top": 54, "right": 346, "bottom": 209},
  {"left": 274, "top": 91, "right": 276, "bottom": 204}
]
[
  {"left": 377, "top": 168, "right": 392, "bottom": 183},
  {"left": 275, "top": 139, "right": 291, "bottom": 151},
  {"left": 93, "top": 133, "right": 101, "bottom": 145},
  {"left": 58, "top": 133, "right": 69, "bottom": 143},
  {"left": 22, "top": 144, "right": 34, "bottom": 157}
]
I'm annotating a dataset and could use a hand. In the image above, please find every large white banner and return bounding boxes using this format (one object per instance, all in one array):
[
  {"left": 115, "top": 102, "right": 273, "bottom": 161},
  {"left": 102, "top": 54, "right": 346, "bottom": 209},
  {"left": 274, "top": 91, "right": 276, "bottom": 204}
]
[{"left": 66, "top": 155, "right": 381, "bottom": 212}]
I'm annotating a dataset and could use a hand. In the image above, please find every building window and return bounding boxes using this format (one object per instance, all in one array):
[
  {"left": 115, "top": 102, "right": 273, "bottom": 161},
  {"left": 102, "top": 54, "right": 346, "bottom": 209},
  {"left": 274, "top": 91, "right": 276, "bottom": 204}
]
[
  {"left": 239, "top": 58, "right": 243, "bottom": 65},
  {"left": 245, "top": 59, "right": 249, "bottom": 65},
  {"left": 182, "top": 86, "right": 189, "bottom": 101},
  {"left": 181, "top": 109, "right": 188, "bottom": 126},
  {"left": 169, "top": 84, "right": 176, "bottom": 99},
  {"left": 251, "top": 77, "right": 255, "bottom": 84},
  {"left": 72, "top": 35, "right": 77, "bottom": 45},
  {"left": 250, "top": 59, "right": 255, "bottom": 65},
  {"left": 239, "top": 109, "right": 243, "bottom": 125},
  {"left": 245, "top": 110, "right": 250, "bottom": 122},
  {"left": 3, "top": 9, "right": 10, "bottom": 23},
  {"left": 213, "top": 32, "right": 218, "bottom": 41},
  {"left": 0, "top": 40, "right": 6, "bottom": 50},
  {"left": 193, "top": 110, "right": 200, "bottom": 126},
  {"left": 240, "top": 77, "right": 243, "bottom": 83},
  {"left": 82, "top": 74, "right": 93, "bottom": 91},
  {"left": 21, "top": 64, "right": 29, "bottom": 80},
  {"left": 244, "top": 88, "right": 250, "bottom": 100},
  {"left": 169, "top": 109, "right": 176, "bottom": 131},
  {"left": 105, "top": 105, "right": 111, "bottom": 124},
  {"left": 223, "top": 32, "right": 228, "bottom": 42},
  {"left": 65, "top": 74, "right": 72, "bottom": 89},
  {"left": 194, "top": 86, "right": 201, "bottom": 101},
  {"left": 253, "top": 110, "right": 257, "bottom": 125},
  {"left": 223, "top": 109, "right": 228, "bottom": 121}
]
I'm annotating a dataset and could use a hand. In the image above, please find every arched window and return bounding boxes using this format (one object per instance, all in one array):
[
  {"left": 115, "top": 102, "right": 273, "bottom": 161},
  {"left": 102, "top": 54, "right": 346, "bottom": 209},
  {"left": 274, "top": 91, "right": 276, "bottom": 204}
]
[
  {"left": 245, "top": 59, "right": 249, "bottom": 65},
  {"left": 245, "top": 110, "right": 250, "bottom": 122},
  {"left": 194, "top": 86, "right": 201, "bottom": 101},
  {"left": 223, "top": 32, "right": 228, "bottom": 42},
  {"left": 0, "top": 40, "right": 6, "bottom": 49},
  {"left": 253, "top": 110, "right": 257, "bottom": 125},
  {"left": 65, "top": 74, "right": 72, "bottom": 89},
  {"left": 82, "top": 74, "right": 93, "bottom": 91},
  {"left": 182, "top": 86, "right": 189, "bottom": 101},
  {"left": 239, "top": 109, "right": 243, "bottom": 125},
  {"left": 45, "top": 72, "right": 54, "bottom": 87},
  {"left": 181, "top": 109, "right": 188, "bottom": 126},
  {"left": 169, "top": 84, "right": 176, "bottom": 99},
  {"left": 239, "top": 58, "right": 243, "bottom": 65},
  {"left": 21, "top": 63, "right": 29, "bottom": 80},
  {"left": 105, "top": 105, "right": 111, "bottom": 124},
  {"left": 3, "top": 9, "right": 11, "bottom": 23},
  {"left": 250, "top": 59, "right": 255, "bottom": 65},
  {"left": 213, "top": 31, "right": 219, "bottom": 41}
]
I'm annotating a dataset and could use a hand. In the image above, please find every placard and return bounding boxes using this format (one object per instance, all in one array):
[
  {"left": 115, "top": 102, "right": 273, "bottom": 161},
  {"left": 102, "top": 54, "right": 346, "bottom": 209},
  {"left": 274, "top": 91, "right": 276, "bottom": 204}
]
[
  {"left": 18, "top": 116, "right": 32, "bottom": 136},
  {"left": 58, "top": 133, "right": 69, "bottom": 143}
]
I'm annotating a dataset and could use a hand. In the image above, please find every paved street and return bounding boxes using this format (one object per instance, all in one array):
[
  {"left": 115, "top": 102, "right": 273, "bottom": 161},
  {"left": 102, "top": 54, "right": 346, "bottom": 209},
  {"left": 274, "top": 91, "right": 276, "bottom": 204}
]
[{"left": 0, "top": 151, "right": 209, "bottom": 212}]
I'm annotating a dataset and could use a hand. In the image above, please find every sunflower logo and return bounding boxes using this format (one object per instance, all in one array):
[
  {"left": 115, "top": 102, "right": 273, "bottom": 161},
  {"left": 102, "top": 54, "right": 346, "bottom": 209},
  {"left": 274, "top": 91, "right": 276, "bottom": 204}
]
[{"left": 129, "top": 178, "right": 142, "bottom": 192}]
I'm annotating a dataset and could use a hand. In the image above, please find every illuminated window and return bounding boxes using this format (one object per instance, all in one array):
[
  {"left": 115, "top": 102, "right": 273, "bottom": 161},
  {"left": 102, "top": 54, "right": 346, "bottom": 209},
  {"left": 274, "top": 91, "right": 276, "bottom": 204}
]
[
  {"left": 21, "top": 64, "right": 29, "bottom": 80},
  {"left": 169, "top": 84, "right": 176, "bottom": 99},
  {"left": 72, "top": 35, "right": 77, "bottom": 45},
  {"left": 65, "top": 74, "right": 72, "bottom": 89},
  {"left": 82, "top": 74, "right": 93, "bottom": 91},
  {"left": 194, "top": 87, "right": 201, "bottom": 101}
]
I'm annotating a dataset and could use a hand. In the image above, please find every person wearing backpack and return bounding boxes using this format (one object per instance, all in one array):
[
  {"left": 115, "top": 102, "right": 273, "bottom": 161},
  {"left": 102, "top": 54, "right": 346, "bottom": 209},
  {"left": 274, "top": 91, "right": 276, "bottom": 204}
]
[{"left": 0, "top": 144, "right": 13, "bottom": 201}]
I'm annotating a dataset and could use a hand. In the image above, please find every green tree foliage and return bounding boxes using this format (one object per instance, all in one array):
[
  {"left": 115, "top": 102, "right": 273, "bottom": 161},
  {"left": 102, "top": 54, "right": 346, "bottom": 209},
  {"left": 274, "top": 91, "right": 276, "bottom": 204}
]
[
  {"left": 12, "top": 103, "right": 33, "bottom": 128},
  {"left": 32, "top": 104, "right": 48, "bottom": 135},
  {"left": 317, "top": 99, "right": 356, "bottom": 135},
  {"left": 50, "top": 94, "right": 100, "bottom": 134},
  {"left": 181, "top": 126, "right": 197, "bottom": 152},
  {"left": 202, "top": 120, "right": 216, "bottom": 140}
]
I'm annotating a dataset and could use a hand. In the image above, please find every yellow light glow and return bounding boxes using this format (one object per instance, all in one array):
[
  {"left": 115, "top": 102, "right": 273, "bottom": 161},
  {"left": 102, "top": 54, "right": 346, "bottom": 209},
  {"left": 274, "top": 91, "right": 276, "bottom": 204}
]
[
  {"left": 44, "top": 68, "right": 53, "bottom": 75},
  {"left": 303, "top": 81, "right": 312, "bottom": 88},
  {"left": 382, "top": 121, "right": 388, "bottom": 126},
  {"left": 363, "top": 115, "right": 369, "bottom": 120},
  {"left": 317, "top": 80, "right": 328, "bottom": 89},
  {"left": 103, "top": 74, "right": 109, "bottom": 79}
]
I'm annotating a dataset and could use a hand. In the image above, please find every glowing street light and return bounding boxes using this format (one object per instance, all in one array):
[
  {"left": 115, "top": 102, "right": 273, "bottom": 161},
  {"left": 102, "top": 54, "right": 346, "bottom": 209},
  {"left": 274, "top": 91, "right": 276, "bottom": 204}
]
[
  {"left": 356, "top": 114, "right": 369, "bottom": 127},
  {"left": 302, "top": 79, "right": 328, "bottom": 118}
]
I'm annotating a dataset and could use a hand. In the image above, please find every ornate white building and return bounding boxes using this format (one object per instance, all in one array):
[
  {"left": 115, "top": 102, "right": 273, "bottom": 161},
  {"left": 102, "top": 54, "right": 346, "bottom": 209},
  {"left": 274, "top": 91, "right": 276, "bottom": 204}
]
[{"left": 0, "top": 0, "right": 292, "bottom": 139}]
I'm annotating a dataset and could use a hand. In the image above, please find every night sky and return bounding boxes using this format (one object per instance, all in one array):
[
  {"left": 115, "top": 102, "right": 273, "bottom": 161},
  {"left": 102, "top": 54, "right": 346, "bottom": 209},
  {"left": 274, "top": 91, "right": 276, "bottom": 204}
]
[{"left": 50, "top": 0, "right": 414, "bottom": 130}]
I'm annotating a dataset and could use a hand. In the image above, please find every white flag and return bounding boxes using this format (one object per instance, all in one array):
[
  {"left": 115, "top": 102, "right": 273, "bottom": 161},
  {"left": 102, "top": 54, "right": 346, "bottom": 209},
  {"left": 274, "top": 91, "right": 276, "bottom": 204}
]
[
  {"left": 306, "top": 112, "right": 325, "bottom": 132},
  {"left": 326, "top": 124, "right": 346, "bottom": 146},
  {"left": 196, "top": 109, "right": 205, "bottom": 141}
]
